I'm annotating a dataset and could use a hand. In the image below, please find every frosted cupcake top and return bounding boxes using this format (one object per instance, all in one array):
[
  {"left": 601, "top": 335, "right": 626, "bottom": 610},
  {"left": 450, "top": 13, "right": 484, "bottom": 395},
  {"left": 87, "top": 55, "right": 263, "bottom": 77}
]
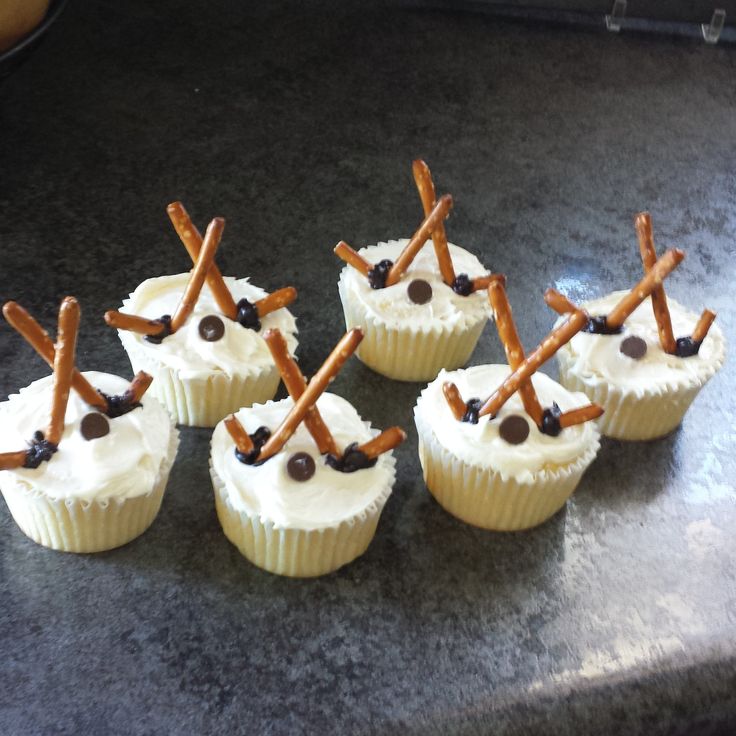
[
  {"left": 120, "top": 274, "right": 298, "bottom": 379},
  {"left": 211, "top": 393, "right": 396, "bottom": 530},
  {"left": 416, "top": 365, "right": 600, "bottom": 482},
  {"left": 559, "top": 292, "right": 726, "bottom": 391},
  {"left": 0, "top": 371, "right": 174, "bottom": 501},
  {"left": 339, "top": 239, "right": 491, "bottom": 330}
]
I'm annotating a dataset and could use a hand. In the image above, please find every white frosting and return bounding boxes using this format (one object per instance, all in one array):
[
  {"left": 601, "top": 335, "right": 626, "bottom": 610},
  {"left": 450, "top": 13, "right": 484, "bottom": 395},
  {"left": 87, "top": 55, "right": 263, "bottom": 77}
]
[
  {"left": 341, "top": 240, "right": 491, "bottom": 329},
  {"left": 560, "top": 292, "right": 726, "bottom": 391},
  {"left": 121, "top": 273, "right": 298, "bottom": 379},
  {"left": 211, "top": 393, "right": 395, "bottom": 530},
  {"left": 0, "top": 372, "right": 173, "bottom": 501},
  {"left": 416, "top": 365, "right": 600, "bottom": 482}
]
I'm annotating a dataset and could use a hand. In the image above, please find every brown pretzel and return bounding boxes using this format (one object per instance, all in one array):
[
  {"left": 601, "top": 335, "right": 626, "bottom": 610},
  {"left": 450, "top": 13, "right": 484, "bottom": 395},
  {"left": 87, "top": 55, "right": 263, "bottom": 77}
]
[
  {"left": 334, "top": 241, "right": 372, "bottom": 277},
  {"left": 692, "top": 309, "right": 716, "bottom": 343},
  {"left": 170, "top": 217, "right": 224, "bottom": 333},
  {"left": 385, "top": 195, "right": 453, "bottom": 287},
  {"left": 104, "top": 311, "right": 168, "bottom": 337},
  {"left": 606, "top": 249, "right": 684, "bottom": 330},
  {"left": 0, "top": 451, "right": 27, "bottom": 471},
  {"left": 471, "top": 274, "right": 506, "bottom": 292},
  {"left": 479, "top": 310, "right": 589, "bottom": 418},
  {"left": 255, "top": 287, "right": 297, "bottom": 318},
  {"left": 2, "top": 301, "right": 107, "bottom": 411},
  {"left": 412, "top": 160, "right": 456, "bottom": 285},
  {"left": 262, "top": 329, "right": 339, "bottom": 457},
  {"left": 46, "top": 297, "right": 80, "bottom": 445},
  {"left": 635, "top": 213, "right": 676, "bottom": 354},
  {"left": 356, "top": 426, "right": 406, "bottom": 459},
  {"left": 559, "top": 403, "right": 604, "bottom": 429},
  {"left": 167, "top": 202, "right": 238, "bottom": 319},
  {"left": 488, "top": 282, "right": 544, "bottom": 427},
  {"left": 127, "top": 371, "right": 153, "bottom": 403},
  {"left": 225, "top": 414, "right": 254, "bottom": 455},
  {"left": 258, "top": 329, "right": 364, "bottom": 461},
  {"left": 442, "top": 382, "right": 467, "bottom": 421},
  {"left": 543, "top": 288, "right": 578, "bottom": 316}
]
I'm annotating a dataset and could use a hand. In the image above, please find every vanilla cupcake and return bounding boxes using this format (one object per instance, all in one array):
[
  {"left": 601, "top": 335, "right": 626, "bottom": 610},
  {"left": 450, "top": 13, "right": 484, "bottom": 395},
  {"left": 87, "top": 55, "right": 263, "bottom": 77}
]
[
  {"left": 0, "top": 299, "right": 178, "bottom": 553},
  {"left": 106, "top": 207, "right": 298, "bottom": 427},
  {"left": 334, "top": 161, "right": 497, "bottom": 381},
  {"left": 210, "top": 328, "right": 405, "bottom": 577}
]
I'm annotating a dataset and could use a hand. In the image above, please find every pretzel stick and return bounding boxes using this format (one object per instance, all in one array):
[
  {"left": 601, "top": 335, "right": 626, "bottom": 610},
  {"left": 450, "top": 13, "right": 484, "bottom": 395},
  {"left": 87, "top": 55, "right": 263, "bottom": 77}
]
[
  {"left": 442, "top": 382, "right": 467, "bottom": 421},
  {"left": 412, "top": 160, "right": 455, "bottom": 285},
  {"left": 355, "top": 427, "right": 406, "bottom": 459},
  {"left": 258, "top": 328, "right": 364, "bottom": 461},
  {"left": 255, "top": 287, "right": 297, "bottom": 318},
  {"left": 471, "top": 274, "right": 505, "bottom": 292},
  {"left": 385, "top": 195, "right": 453, "bottom": 287},
  {"left": 559, "top": 403, "right": 604, "bottom": 429},
  {"left": 104, "top": 311, "right": 168, "bottom": 336},
  {"left": 170, "top": 217, "right": 224, "bottom": 333},
  {"left": 46, "top": 297, "right": 80, "bottom": 445},
  {"left": 127, "top": 372, "right": 153, "bottom": 402},
  {"left": 544, "top": 288, "right": 578, "bottom": 315},
  {"left": 224, "top": 414, "right": 254, "bottom": 455},
  {"left": 479, "top": 310, "right": 589, "bottom": 418},
  {"left": 635, "top": 213, "right": 676, "bottom": 354},
  {"left": 0, "top": 451, "right": 27, "bottom": 471},
  {"left": 167, "top": 202, "right": 238, "bottom": 319},
  {"left": 606, "top": 249, "right": 684, "bottom": 330},
  {"left": 2, "top": 302, "right": 107, "bottom": 411},
  {"left": 488, "top": 282, "right": 543, "bottom": 426},
  {"left": 692, "top": 309, "right": 716, "bottom": 343},
  {"left": 263, "top": 329, "right": 339, "bottom": 456},
  {"left": 334, "top": 241, "right": 372, "bottom": 277}
]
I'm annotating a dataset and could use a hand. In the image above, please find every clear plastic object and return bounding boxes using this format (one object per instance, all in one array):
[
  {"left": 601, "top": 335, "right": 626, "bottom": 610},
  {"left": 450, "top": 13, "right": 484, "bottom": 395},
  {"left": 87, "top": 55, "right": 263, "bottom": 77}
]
[{"left": 702, "top": 9, "right": 726, "bottom": 44}]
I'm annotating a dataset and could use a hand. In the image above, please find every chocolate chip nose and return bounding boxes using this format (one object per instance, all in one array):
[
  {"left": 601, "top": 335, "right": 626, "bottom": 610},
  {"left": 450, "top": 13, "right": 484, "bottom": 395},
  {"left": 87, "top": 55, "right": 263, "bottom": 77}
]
[
  {"left": 499, "top": 414, "right": 530, "bottom": 445},
  {"left": 80, "top": 412, "right": 110, "bottom": 441},
  {"left": 620, "top": 335, "right": 647, "bottom": 360},
  {"left": 198, "top": 315, "right": 225, "bottom": 342},
  {"left": 287, "top": 452, "right": 316, "bottom": 481},
  {"left": 407, "top": 279, "right": 433, "bottom": 305}
]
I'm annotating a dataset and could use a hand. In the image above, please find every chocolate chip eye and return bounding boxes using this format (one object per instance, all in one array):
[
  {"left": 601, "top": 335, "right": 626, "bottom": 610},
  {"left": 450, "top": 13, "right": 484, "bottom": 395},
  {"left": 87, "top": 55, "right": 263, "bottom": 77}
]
[
  {"left": 80, "top": 412, "right": 110, "bottom": 441},
  {"left": 287, "top": 452, "right": 316, "bottom": 481},
  {"left": 407, "top": 279, "right": 432, "bottom": 305},
  {"left": 198, "top": 315, "right": 225, "bottom": 342},
  {"left": 499, "top": 414, "right": 530, "bottom": 445},
  {"left": 620, "top": 335, "right": 647, "bottom": 360}
]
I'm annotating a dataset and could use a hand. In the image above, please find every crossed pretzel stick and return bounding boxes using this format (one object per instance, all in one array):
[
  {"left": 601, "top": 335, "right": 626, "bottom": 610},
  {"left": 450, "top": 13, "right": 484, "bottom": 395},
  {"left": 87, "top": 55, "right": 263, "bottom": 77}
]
[
  {"left": 224, "top": 328, "right": 406, "bottom": 468},
  {"left": 105, "top": 205, "right": 297, "bottom": 341},
  {"left": 443, "top": 284, "right": 603, "bottom": 434},
  {"left": 0, "top": 298, "right": 79, "bottom": 470},
  {"left": 335, "top": 161, "right": 501, "bottom": 294}
]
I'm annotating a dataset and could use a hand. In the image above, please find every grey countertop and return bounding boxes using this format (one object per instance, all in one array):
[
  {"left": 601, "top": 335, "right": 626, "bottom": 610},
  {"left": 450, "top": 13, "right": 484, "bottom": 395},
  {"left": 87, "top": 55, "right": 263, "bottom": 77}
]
[{"left": 1, "top": 2, "right": 735, "bottom": 734}]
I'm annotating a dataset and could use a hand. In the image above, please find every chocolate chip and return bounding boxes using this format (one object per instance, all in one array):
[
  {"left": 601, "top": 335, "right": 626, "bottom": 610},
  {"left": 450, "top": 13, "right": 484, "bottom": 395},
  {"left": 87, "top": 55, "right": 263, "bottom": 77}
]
[
  {"left": 674, "top": 336, "right": 701, "bottom": 358},
  {"left": 620, "top": 335, "right": 647, "bottom": 360},
  {"left": 236, "top": 298, "right": 261, "bottom": 331},
  {"left": 287, "top": 451, "right": 316, "bottom": 481},
  {"left": 451, "top": 273, "right": 473, "bottom": 296},
  {"left": 407, "top": 279, "right": 433, "bottom": 305},
  {"left": 499, "top": 414, "right": 530, "bottom": 445},
  {"left": 540, "top": 403, "right": 563, "bottom": 437},
  {"left": 367, "top": 259, "right": 393, "bottom": 290},
  {"left": 198, "top": 315, "right": 225, "bottom": 342},
  {"left": 80, "top": 412, "right": 110, "bottom": 441}
]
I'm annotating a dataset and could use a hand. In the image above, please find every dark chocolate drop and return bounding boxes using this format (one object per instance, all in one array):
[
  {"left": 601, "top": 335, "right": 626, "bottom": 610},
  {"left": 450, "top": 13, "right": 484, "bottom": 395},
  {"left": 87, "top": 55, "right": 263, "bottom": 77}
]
[
  {"left": 499, "top": 414, "right": 530, "bottom": 445},
  {"left": 236, "top": 298, "right": 261, "bottom": 331},
  {"left": 620, "top": 335, "right": 647, "bottom": 360},
  {"left": 584, "top": 315, "right": 622, "bottom": 335},
  {"left": 23, "top": 431, "right": 57, "bottom": 469},
  {"left": 462, "top": 398, "right": 482, "bottom": 424},
  {"left": 325, "top": 443, "right": 377, "bottom": 473},
  {"left": 407, "top": 279, "right": 433, "bottom": 305},
  {"left": 367, "top": 259, "right": 393, "bottom": 290},
  {"left": 540, "top": 403, "right": 563, "bottom": 437},
  {"left": 198, "top": 315, "right": 225, "bottom": 342},
  {"left": 674, "top": 336, "right": 701, "bottom": 358},
  {"left": 451, "top": 273, "right": 473, "bottom": 297},
  {"left": 80, "top": 412, "right": 110, "bottom": 441},
  {"left": 287, "top": 451, "right": 316, "bottom": 481}
]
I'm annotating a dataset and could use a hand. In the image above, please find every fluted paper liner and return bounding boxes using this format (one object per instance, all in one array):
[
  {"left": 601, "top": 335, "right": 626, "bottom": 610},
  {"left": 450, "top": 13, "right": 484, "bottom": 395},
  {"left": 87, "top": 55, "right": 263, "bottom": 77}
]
[
  {"left": 413, "top": 390, "right": 599, "bottom": 531},
  {"left": 1, "top": 428, "right": 179, "bottom": 553},
  {"left": 337, "top": 264, "right": 489, "bottom": 382}
]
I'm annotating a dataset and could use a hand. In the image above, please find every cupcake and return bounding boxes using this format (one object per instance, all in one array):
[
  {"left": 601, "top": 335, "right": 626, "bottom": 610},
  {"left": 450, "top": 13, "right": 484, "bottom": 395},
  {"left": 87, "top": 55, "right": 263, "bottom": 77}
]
[
  {"left": 105, "top": 203, "right": 298, "bottom": 427},
  {"left": 414, "top": 282, "right": 602, "bottom": 531},
  {"left": 334, "top": 161, "right": 497, "bottom": 381},
  {"left": 549, "top": 213, "right": 725, "bottom": 441},
  {"left": 0, "top": 298, "right": 178, "bottom": 553},
  {"left": 210, "top": 327, "right": 405, "bottom": 577}
]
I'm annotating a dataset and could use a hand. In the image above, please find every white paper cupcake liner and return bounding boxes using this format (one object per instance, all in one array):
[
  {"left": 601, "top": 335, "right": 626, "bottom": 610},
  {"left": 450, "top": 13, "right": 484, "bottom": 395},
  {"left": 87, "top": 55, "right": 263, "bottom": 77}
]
[
  {"left": 1, "top": 428, "right": 179, "bottom": 553},
  {"left": 413, "top": 397, "right": 599, "bottom": 531},
  {"left": 117, "top": 328, "right": 280, "bottom": 427},
  {"left": 209, "top": 453, "right": 395, "bottom": 578},
  {"left": 337, "top": 268, "right": 488, "bottom": 382}
]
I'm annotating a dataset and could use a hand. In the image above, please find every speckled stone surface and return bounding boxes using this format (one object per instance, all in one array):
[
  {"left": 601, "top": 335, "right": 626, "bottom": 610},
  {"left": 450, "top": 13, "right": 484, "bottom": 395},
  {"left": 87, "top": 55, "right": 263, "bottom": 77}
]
[{"left": 1, "top": 2, "right": 735, "bottom": 734}]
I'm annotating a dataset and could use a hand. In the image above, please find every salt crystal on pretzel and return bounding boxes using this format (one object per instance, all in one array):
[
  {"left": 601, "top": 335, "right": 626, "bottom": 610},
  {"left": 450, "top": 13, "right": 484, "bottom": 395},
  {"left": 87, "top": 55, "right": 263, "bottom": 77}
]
[
  {"left": 412, "top": 160, "right": 456, "bottom": 286},
  {"left": 442, "top": 382, "right": 467, "bottom": 421},
  {"left": 355, "top": 426, "right": 406, "bottom": 459},
  {"left": 334, "top": 241, "right": 373, "bottom": 277}
]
